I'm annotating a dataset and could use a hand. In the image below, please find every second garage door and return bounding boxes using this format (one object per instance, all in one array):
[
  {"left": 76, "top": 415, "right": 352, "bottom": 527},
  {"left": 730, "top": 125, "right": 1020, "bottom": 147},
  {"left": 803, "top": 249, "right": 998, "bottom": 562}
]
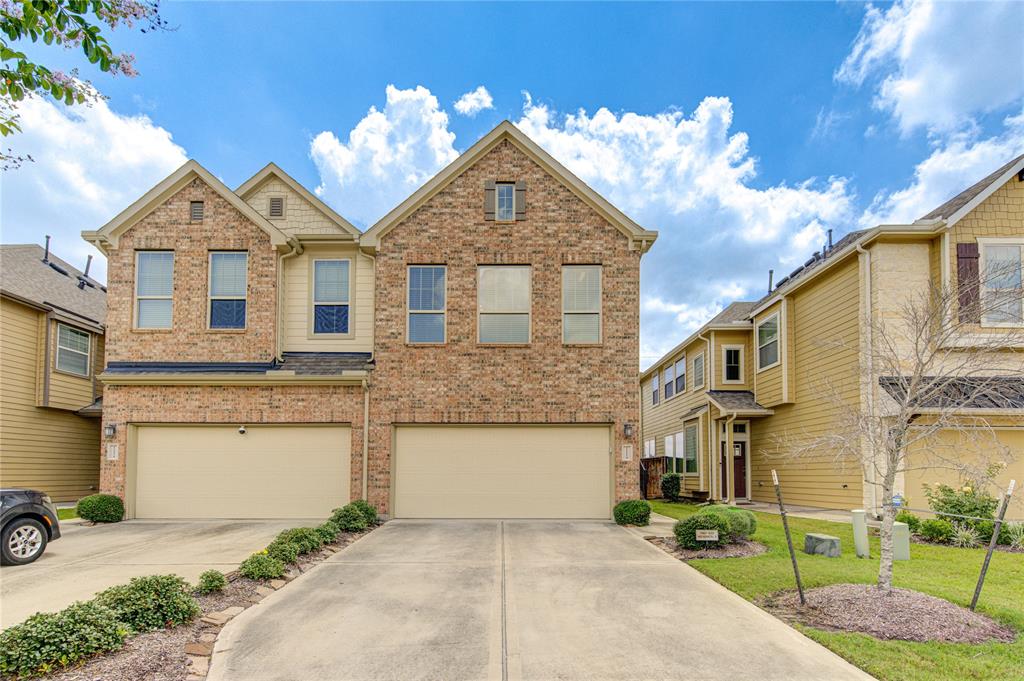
[
  {"left": 393, "top": 425, "right": 611, "bottom": 519},
  {"left": 134, "top": 424, "right": 350, "bottom": 519}
]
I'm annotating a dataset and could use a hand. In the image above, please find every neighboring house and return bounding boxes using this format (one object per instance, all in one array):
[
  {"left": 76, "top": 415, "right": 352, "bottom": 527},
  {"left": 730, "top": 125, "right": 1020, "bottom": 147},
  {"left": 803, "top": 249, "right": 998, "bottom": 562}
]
[
  {"left": 82, "top": 121, "right": 657, "bottom": 520},
  {"left": 640, "top": 155, "right": 1024, "bottom": 512},
  {"left": 0, "top": 244, "right": 106, "bottom": 501}
]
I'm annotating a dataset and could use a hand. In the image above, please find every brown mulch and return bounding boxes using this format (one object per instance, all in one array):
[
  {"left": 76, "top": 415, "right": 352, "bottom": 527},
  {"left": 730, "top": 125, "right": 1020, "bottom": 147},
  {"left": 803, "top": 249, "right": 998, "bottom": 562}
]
[
  {"left": 762, "top": 583, "right": 1016, "bottom": 644},
  {"left": 648, "top": 536, "right": 769, "bottom": 560}
]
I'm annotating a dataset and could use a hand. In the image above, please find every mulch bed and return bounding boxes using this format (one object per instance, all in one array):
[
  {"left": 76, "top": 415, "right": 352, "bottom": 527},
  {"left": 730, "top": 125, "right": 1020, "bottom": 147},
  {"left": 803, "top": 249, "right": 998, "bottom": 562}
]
[
  {"left": 648, "top": 536, "right": 769, "bottom": 560},
  {"left": 909, "top": 535, "right": 1024, "bottom": 554},
  {"left": 761, "top": 583, "right": 1016, "bottom": 644}
]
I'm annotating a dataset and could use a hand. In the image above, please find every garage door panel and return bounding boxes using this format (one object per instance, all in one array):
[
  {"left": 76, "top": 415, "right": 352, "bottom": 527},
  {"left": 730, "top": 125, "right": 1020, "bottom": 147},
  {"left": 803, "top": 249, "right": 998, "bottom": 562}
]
[
  {"left": 135, "top": 425, "right": 349, "bottom": 519},
  {"left": 394, "top": 425, "right": 610, "bottom": 519}
]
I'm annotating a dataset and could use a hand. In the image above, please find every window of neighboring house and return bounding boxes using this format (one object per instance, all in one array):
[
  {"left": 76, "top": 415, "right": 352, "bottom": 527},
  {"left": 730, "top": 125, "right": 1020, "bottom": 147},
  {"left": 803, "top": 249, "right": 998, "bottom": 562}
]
[
  {"left": 56, "top": 324, "right": 90, "bottom": 376},
  {"left": 135, "top": 251, "right": 174, "bottom": 329},
  {"left": 692, "top": 352, "right": 705, "bottom": 389},
  {"left": 209, "top": 252, "right": 248, "bottom": 329},
  {"left": 980, "top": 241, "right": 1024, "bottom": 327},
  {"left": 652, "top": 373, "right": 660, "bottom": 406},
  {"left": 756, "top": 313, "right": 780, "bottom": 370},
  {"left": 664, "top": 434, "right": 675, "bottom": 469},
  {"left": 496, "top": 182, "right": 515, "bottom": 221},
  {"left": 723, "top": 346, "right": 743, "bottom": 383},
  {"left": 268, "top": 196, "right": 285, "bottom": 218},
  {"left": 408, "top": 265, "right": 446, "bottom": 343},
  {"left": 478, "top": 266, "right": 530, "bottom": 343},
  {"left": 313, "top": 259, "right": 350, "bottom": 334},
  {"left": 190, "top": 201, "right": 204, "bottom": 222},
  {"left": 643, "top": 439, "right": 656, "bottom": 459},
  {"left": 663, "top": 364, "right": 675, "bottom": 400},
  {"left": 683, "top": 422, "right": 699, "bottom": 474},
  {"left": 674, "top": 358, "right": 686, "bottom": 394},
  {"left": 562, "top": 265, "right": 601, "bottom": 344}
]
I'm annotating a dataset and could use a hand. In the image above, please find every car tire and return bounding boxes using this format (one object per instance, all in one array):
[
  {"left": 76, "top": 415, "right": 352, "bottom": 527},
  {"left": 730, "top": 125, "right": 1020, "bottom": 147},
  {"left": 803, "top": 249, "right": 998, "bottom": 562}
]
[{"left": 1, "top": 517, "right": 48, "bottom": 566}]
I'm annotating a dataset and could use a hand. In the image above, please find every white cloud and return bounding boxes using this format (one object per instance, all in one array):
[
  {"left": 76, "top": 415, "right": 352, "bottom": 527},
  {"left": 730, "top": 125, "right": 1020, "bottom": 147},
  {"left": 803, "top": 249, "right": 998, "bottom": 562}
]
[
  {"left": 1, "top": 94, "right": 188, "bottom": 282},
  {"left": 836, "top": 0, "right": 1023, "bottom": 135},
  {"left": 310, "top": 85, "right": 458, "bottom": 227},
  {"left": 453, "top": 86, "right": 494, "bottom": 117}
]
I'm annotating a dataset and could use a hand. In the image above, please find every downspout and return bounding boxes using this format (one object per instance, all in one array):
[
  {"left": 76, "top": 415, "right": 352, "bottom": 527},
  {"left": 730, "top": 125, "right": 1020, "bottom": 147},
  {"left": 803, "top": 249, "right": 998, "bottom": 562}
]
[
  {"left": 42, "top": 312, "right": 53, "bottom": 406},
  {"left": 856, "top": 243, "right": 878, "bottom": 517},
  {"left": 276, "top": 238, "right": 303, "bottom": 362},
  {"left": 362, "top": 377, "right": 370, "bottom": 501}
]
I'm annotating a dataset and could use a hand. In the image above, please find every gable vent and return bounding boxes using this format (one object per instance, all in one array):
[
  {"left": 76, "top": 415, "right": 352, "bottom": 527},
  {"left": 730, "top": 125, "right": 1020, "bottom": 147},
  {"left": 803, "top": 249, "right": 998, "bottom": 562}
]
[
  {"left": 268, "top": 197, "right": 284, "bottom": 218},
  {"left": 190, "top": 201, "right": 205, "bottom": 221}
]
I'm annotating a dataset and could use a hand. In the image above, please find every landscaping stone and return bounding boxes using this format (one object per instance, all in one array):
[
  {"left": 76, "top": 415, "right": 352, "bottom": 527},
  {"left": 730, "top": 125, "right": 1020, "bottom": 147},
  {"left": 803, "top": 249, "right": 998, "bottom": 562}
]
[
  {"left": 269, "top": 579, "right": 285, "bottom": 589},
  {"left": 256, "top": 586, "right": 275, "bottom": 598},
  {"left": 184, "top": 641, "right": 214, "bottom": 656},
  {"left": 200, "top": 613, "right": 230, "bottom": 626},
  {"left": 221, "top": 606, "right": 245, "bottom": 618},
  {"left": 199, "top": 632, "right": 217, "bottom": 643},
  {"left": 188, "top": 654, "right": 209, "bottom": 675},
  {"left": 804, "top": 533, "right": 841, "bottom": 557}
]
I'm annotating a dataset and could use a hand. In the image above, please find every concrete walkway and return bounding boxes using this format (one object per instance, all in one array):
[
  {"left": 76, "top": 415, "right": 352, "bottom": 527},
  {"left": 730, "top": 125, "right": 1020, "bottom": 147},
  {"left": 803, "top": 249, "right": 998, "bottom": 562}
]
[{"left": 210, "top": 520, "right": 871, "bottom": 681}]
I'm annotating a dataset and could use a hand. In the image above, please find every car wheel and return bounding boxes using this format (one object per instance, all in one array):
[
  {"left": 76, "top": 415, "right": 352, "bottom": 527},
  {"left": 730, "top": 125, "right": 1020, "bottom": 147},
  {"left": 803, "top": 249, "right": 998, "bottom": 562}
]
[{"left": 1, "top": 518, "right": 48, "bottom": 566}]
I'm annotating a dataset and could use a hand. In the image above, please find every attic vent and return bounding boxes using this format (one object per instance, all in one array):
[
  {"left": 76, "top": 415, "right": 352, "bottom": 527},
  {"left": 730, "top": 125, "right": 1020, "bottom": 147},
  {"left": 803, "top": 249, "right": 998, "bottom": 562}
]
[
  {"left": 190, "top": 201, "right": 204, "bottom": 222},
  {"left": 268, "top": 197, "right": 284, "bottom": 218}
]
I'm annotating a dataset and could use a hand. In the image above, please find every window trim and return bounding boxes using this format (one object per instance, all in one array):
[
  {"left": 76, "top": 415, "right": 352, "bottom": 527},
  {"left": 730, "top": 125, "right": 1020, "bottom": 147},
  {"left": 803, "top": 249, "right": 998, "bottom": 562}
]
[
  {"left": 692, "top": 351, "right": 706, "bottom": 390},
  {"left": 55, "top": 323, "right": 91, "bottom": 378},
  {"left": 495, "top": 182, "right": 516, "bottom": 222},
  {"left": 561, "top": 265, "right": 602, "bottom": 345},
  {"left": 663, "top": 363, "right": 675, "bottom": 400},
  {"left": 133, "top": 250, "right": 174, "bottom": 330},
  {"left": 755, "top": 312, "right": 781, "bottom": 371},
  {"left": 477, "top": 265, "right": 532, "bottom": 344},
  {"left": 722, "top": 344, "right": 744, "bottom": 384},
  {"left": 674, "top": 357, "right": 686, "bottom": 394},
  {"left": 406, "top": 264, "right": 447, "bottom": 345},
  {"left": 977, "top": 237, "right": 1024, "bottom": 328},
  {"left": 207, "top": 251, "right": 249, "bottom": 331},
  {"left": 309, "top": 257, "right": 353, "bottom": 337}
]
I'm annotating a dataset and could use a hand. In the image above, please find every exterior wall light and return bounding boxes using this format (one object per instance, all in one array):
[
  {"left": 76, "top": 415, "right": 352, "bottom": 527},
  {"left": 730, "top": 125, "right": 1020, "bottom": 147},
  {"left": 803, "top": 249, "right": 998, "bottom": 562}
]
[
  {"left": 103, "top": 424, "right": 117, "bottom": 438},
  {"left": 623, "top": 423, "right": 634, "bottom": 439}
]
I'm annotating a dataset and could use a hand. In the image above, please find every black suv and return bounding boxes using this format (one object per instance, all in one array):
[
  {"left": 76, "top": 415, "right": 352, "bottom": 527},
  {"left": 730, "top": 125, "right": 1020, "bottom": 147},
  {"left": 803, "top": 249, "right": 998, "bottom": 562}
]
[{"left": 1, "top": 489, "right": 62, "bottom": 565}]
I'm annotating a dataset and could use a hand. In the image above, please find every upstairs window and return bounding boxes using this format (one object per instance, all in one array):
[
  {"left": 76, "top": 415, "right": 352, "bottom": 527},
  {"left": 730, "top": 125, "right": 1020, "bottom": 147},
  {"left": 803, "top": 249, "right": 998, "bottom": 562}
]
[
  {"left": 135, "top": 251, "right": 174, "bottom": 329},
  {"left": 724, "top": 346, "right": 743, "bottom": 383},
  {"left": 693, "top": 352, "right": 705, "bottom": 389},
  {"left": 674, "top": 358, "right": 686, "bottom": 393},
  {"left": 562, "top": 265, "right": 601, "bottom": 344},
  {"left": 652, "top": 373, "right": 660, "bottom": 406},
  {"left": 209, "top": 252, "right": 248, "bottom": 329},
  {"left": 496, "top": 182, "right": 515, "bottom": 221},
  {"left": 980, "top": 241, "right": 1024, "bottom": 327},
  {"left": 190, "top": 201, "right": 204, "bottom": 222},
  {"left": 757, "top": 313, "right": 780, "bottom": 370},
  {"left": 56, "top": 324, "right": 90, "bottom": 376},
  {"left": 408, "top": 265, "right": 446, "bottom": 343},
  {"left": 313, "top": 259, "right": 350, "bottom": 334},
  {"left": 663, "top": 364, "right": 675, "bottom": 400},
  {"left": 478, "top": 266, "right": 530, "bottom": 343}
]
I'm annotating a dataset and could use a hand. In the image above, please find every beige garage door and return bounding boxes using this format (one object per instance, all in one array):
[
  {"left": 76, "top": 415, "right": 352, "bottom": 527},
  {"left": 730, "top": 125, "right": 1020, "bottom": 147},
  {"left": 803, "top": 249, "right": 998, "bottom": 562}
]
[
  {"left": 134, "top": 425, "right": 350, "bottom": 519},
  {"left": 394, "top": 425, "right": 611, "bottom": 519}
]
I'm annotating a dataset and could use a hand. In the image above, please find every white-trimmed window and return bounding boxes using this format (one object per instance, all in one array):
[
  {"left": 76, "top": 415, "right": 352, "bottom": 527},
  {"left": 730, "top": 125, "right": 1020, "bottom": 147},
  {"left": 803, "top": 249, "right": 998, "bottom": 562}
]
[
  {"left": 674, "top": 358, "right": 686, "bottom": 393},
  {"left": 478, "top": 265, "right": 530, "bottom": 343},
  {"left": 408, "top": 265, "right": 446, "bottom": 343},
  {"left": 643, "top": 439, "right": 656, "bottom": 459},
  {"left": 135, "top": 251, "right": 173, "bottom": 329},
  {"left": 312, "top": 259, "right": 351, "bottom": 335},
  {"left": 663, "top": 364, "right": 675, "bottom": 400},
  {"left": 980, "top": 240, "right": 1023, "bottom": 327},
  {"left": 756, "top": 313, "right": 780, "bottom": 370},
  {"left": 692, "top": 352, "right": 705, "bottom": 389},
  {"left": 664, "top": 434, "right": 675, "bottom": 461},
  {"left": 56, "top": 324, "right": 90, "bottom": 376},
  {"left": 723, "top": 345, "right": 743, "bottom": 383},
  {"left": 496, "top": 182, "right": 515, "bottom": 221},
  {"left": 209, "top": 252, "right": 248, "bottom": 329},
  {"left": 562, "top": 265, "right": 601, "bottom": 344},
  {"left": 652, "top": 373, "right": 660, "bottom": 406},
  {"left": 682, "top": 422, "right": 699, "bottom": 474}
]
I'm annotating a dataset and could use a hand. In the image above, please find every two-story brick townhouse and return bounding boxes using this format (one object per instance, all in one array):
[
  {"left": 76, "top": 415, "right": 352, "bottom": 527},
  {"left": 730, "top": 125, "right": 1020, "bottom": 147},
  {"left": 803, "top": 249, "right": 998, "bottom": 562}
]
[
  {"left": 640, "top": 154, "right": 1024, "bottom": 514},
  {"left": 82, "top": 121, "right": 657, "bottom": 520}
]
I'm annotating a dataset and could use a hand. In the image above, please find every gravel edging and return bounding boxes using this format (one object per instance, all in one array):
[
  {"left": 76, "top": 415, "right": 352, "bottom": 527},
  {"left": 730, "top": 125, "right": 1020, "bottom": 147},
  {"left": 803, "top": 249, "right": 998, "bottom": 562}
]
[{"left": 648, "top": 536, "right": 769, "bottom": 560}]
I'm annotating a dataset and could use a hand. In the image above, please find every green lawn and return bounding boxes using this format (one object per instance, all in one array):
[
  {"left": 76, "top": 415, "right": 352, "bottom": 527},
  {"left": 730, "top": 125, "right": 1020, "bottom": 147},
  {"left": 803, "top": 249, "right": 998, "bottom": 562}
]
[
  {"left": 650, "top": 500, "right": 1024, "bottom": 681},
  {"left": 57, "top": 508, "right": 78, "bottom": 521}
]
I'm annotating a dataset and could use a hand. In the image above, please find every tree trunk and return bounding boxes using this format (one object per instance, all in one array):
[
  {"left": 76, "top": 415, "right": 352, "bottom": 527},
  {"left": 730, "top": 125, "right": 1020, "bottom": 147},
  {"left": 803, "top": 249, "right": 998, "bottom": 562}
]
[{"left": 877, "top": 466, "right": 897, "bottom": 592}]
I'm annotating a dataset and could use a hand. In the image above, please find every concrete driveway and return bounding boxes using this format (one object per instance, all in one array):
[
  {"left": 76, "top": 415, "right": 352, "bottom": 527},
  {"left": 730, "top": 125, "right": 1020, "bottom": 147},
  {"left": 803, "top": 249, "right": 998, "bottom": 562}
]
[
  {"left": 1, "top": 519, "right": 303, "bottom": 629},
  {"left": 210, "top": 520, "right": 871, "bottom": 681}
]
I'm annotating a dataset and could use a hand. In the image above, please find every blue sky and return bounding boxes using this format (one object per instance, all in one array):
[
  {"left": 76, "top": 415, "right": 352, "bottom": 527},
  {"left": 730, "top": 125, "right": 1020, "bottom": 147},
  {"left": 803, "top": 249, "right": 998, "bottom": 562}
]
[{"left": 3, "top": 1, "right": 1022, "bottom": 366}]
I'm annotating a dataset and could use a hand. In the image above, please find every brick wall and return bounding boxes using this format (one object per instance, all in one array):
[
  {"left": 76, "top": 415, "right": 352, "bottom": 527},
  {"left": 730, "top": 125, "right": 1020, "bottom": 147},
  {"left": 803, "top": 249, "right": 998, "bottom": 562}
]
[{"left": 367, "top": 139, "right": 642, "bottom": 512}]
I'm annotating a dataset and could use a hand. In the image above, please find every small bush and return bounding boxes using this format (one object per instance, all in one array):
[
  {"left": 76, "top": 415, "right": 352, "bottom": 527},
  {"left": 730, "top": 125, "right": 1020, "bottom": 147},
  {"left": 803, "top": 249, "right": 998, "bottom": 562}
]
[
  {"left": 275, "top": 528, "right": 323, "bottom": 554},
  {"left": 238, "top": 552, "right": 285, "bottom": 580},
  {"left": 700, "top": 505, "right": 757, "bottom": 540},
  {"left": 919, "top": 518, "right": 954, "bottom": 544},
  {"left": 349, "top": 499, "right": 378, "bottom": 526},
  {"left": 950, "top": 522, "right": 981, "bottom": 549},
  {"left": 76, "top": 494, "right": 124, "bottom": 523},
  {"left": 975, "top": 520, "right": 1013, "bottom": 545},
  {"left": 95, "top": 575, "right": 199, "bottom": 633},
  {"left": 0, "top": 601, "right": 129, "bottom": 678},
  {"left": 923, "top": 483, "right": 998, "bottom": 529},
  {"left": 197, "top": 570, "right": 227, "bottom": 594},
  {"left": 613, "top": 499, "right": 651, "bottom": 526},
  {"left": 331, "top": 504, "right": 369, "bottom": 532},
  {"left": 315, "top": 521, "right": 340, "bottom": 544},
  {"left": 674, "top": 512, "right": 731, "bottom": 550},
  {"left": 895, "top": 510, "right": 921, "bottom": 533},
  {"left": 660, "top": 473, "right": 682, "bottom": 502},
  {"left": 266, "top": 539, "right": 300, "bottom": 565},
  {"left": 1005, "top": 522, "right": 1024, "bottom": 550}
]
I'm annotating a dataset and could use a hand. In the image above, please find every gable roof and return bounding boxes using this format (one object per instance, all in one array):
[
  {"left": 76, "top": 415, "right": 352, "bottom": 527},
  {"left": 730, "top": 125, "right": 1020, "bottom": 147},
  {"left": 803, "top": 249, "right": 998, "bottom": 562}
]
[
  {"left": 360, "top": 120, "right": 657, "bottom": 251},
  {"left": 919, "top": 153, "right": 1024, "bottom": 226},
  {"left": 639, "top": 301, "right": 755, "bottom": 380},
  {"left": 82, "top": 160, "right": 292, "bottom": 254},
  {"left": 0, "top": 244, "right": 106, "bottom": 327},
  {"left": 235, "top": 162, "right": 361, "bottom": 238}
]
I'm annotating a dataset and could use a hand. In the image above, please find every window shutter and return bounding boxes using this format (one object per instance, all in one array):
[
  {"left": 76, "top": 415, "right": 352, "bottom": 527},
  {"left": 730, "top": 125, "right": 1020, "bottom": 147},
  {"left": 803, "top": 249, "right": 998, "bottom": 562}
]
[
  {"left": 514, "top": 181, "right": 527, "bottom": 220},
  {"left": 956, "top": 242, "right": 980, "bottom": 323},
  {"left": 484, "top": 180, "right": 496, "bottom": 221}
]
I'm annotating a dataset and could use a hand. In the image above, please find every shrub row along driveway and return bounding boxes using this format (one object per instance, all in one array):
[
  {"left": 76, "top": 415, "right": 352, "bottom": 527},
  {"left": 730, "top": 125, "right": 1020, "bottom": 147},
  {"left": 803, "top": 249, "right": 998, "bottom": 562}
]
[
  {"left": 0, "top": 519, "right": 301, "bottom": 629},
  {"left": 210, "top": 520, "right": 870, "bottom": 680}
]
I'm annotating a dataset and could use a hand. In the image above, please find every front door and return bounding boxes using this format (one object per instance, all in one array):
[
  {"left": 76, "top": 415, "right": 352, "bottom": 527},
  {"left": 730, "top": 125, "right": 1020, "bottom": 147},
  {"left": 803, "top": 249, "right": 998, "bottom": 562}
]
[{"left": 720, "top": 441, "right": 748, "bottom": 499}]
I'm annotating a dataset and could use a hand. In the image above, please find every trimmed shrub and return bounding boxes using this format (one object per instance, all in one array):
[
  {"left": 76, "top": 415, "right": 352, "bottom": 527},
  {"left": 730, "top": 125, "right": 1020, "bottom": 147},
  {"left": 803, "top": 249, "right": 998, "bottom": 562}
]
[
  {"left": 197, "top": 570, "right": 227, "bottom": 594},
  {"left": 660, "top": 473, "right": 682, "bottom": 502},
  {"left": 975, "top": 520, "right": 1012, "bottom": 545},
  {"left": 95, "top": 575, "right": 199, "bottom": 633},
  {"left": 674, "top": 512, "right": 731, "bottom": 550},
  {"left": 895, "top": 510, "right": 921, "bottom": 534},
  {"left": 0, "top": 601, "right": 129, "bottom": 678},
  {"left": 700, "top": 506, "right": 757, "bottom": 540},
  {"left": 266, "top": 539, "right": 300, "bottom": 565},
  {"left": 331, "top": 504, "right": 369, "bottom": 532},
  {"left": 349, "top": 499, "right": 378, "bottom": 526},
  {"left": 613, "top": 499, "right": 651, "bottom": 526},
  {"left": 919, "top": 518, "right": 954, "bottom": 544},
  {"left": 315, "top": 521, "right": 341, "bottom": 544},
  {"left": 950, "top": 522, "right": 981, "bottom": 549},
  {"left": 238, "top": 552, "right": 285, "bottom": 580},
  {"left": 923, "top": 483, "right": 998, "bottom": 528},
  {"left": 275, "top": 528, "right": 323, "bottom": 555},
  {"left": 76, "top": 494, "right": 124, "bottom": 523}
]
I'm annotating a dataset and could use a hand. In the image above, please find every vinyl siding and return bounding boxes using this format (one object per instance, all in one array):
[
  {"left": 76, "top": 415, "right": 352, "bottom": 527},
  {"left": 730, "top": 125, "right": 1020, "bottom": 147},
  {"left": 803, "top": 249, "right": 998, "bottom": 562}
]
[
  {"left": 0, "top": 297, "right": 100, "bottom": 502},
  {"left": 47, "top": 319, "right": 100, "bottom": 411},
  {"left": 245, "top": 177, "right": 346, "bottom": 236},
  {"left": 753, "top": 301, "right": 784, "bottom": 407},
  {"left": 712, "top": 330, "right": 752, "bottom": 390}
]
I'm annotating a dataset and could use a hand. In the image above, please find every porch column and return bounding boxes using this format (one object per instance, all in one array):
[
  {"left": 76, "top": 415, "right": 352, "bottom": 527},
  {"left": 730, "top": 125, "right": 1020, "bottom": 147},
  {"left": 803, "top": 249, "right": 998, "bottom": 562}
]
[{"left": 725, "top": 415, "right": 736, "bottom": 505}]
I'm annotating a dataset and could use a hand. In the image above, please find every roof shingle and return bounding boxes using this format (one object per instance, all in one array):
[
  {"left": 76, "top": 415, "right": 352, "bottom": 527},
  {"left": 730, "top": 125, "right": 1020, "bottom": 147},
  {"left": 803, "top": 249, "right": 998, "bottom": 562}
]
[{"left": 0, "top": 244, "right": 106, "bottom": 325}]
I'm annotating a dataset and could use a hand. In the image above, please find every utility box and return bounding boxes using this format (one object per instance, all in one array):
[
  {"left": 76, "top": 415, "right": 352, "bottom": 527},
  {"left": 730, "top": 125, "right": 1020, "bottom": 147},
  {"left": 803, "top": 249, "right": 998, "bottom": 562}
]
[
  {"left": 893, "top": 521, "right": 911, "bottom": 561},
  {"left": 852, "top": 509, "right": 870, "bottom": 558}
]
